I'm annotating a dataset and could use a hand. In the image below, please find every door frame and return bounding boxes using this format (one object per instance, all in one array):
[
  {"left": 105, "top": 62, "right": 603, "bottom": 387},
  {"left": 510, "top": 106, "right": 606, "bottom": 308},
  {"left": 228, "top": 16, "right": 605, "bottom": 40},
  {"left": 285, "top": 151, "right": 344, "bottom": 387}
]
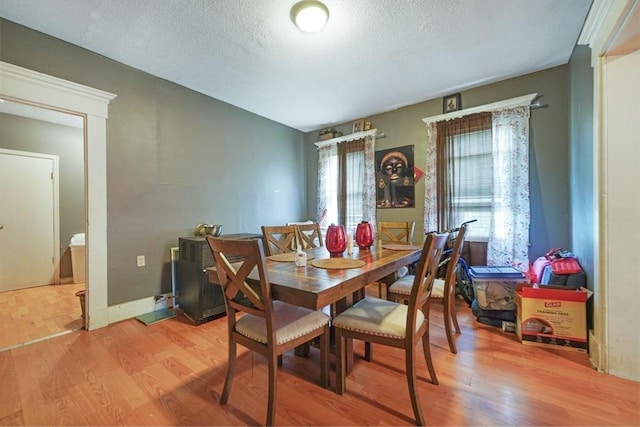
[
  {"left": 0, "top": 148, "right": 60, "bottom": 288},
  {"left": 0, "top": 61, "right": 116, "bottom": 330}
]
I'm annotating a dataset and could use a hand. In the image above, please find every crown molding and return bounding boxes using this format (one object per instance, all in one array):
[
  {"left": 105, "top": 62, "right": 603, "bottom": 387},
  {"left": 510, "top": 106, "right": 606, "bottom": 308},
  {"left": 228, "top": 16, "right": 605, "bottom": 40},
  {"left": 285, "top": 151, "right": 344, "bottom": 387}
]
[{"left": 578, "top": 0, "right": 639, "bottom": 65}]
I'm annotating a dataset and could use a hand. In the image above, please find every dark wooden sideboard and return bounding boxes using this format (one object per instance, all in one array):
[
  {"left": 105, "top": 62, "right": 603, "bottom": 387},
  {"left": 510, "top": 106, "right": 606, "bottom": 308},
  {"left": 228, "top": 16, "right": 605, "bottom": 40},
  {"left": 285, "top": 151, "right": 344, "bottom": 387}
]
[{"left": 177, "top": 233, "right": 261, "bottom": 324}]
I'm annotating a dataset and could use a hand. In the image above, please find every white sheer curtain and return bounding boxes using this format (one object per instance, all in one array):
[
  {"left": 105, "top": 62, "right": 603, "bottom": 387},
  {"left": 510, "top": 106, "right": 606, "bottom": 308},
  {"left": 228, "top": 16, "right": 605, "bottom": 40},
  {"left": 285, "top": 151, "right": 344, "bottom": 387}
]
[
  {"left": 316, "top": 143, "right": 336, "bottom": 227},
  {"left": 361, "top": 135, "right": 377, "bottom": 227},
  {"left": 424, "top": 122, "right": 438, "bottom": 234},
  {"left": 316, "top": 135, "right": 376, "bottom": 233},
  {"left": 488, "top": 107, "right": 530, "bottom": 270}
]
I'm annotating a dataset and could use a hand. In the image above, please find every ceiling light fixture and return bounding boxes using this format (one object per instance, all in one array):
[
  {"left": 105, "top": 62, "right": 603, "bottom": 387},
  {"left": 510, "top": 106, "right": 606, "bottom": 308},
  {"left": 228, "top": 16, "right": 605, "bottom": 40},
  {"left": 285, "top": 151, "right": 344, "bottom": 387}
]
[{"left": 291, "top": 1, "right": 329, "bottom": 33}]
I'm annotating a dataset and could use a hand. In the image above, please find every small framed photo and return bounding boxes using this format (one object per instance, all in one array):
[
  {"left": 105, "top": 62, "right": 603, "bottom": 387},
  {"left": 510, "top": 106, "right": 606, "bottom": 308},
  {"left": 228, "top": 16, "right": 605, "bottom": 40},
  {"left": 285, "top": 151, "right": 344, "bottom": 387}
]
[
  {"left": 443, "top": 93, "right": 461, "bottom": 113},
  {"left": 352, "top": 119, "right": 365, "bottom": 134}
]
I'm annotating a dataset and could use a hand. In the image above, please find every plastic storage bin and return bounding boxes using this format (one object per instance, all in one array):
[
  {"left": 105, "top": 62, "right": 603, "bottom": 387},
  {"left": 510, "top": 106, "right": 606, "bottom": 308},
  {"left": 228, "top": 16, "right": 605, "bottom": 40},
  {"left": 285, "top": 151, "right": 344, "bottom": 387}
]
[
  {"left": 70, "top": 233, "right": 86, "bottom": 284},
  {"left": 470, "top": 266, "right": 525, "bottom": 311}
]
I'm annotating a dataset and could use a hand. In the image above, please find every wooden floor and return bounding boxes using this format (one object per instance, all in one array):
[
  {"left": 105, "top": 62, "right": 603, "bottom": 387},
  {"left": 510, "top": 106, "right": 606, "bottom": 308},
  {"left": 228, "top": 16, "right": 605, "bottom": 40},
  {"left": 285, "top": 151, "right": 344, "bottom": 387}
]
[
  {"left": 0, "top": 282, "right": 84, "bottom": 351},
  {"left": 1, "top": 284, "right": 638, "bottom": 426}
]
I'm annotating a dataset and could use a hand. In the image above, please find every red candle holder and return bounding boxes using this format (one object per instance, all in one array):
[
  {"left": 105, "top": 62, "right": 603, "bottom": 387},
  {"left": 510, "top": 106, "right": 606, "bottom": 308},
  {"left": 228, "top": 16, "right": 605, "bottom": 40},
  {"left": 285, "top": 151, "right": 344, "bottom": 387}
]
[
  {"left": 325, "top": 224, "right": 347, "bottom": 257},
  {"left": 355, "top": 221, "right": 374, "bottom": 249}
]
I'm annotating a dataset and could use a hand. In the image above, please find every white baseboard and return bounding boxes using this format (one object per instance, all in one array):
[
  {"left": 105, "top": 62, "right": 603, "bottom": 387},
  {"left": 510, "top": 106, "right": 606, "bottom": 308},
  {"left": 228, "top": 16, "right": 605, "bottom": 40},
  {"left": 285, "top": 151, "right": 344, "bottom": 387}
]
[
  {"left": 107, "top": 296, "right": 157, "bottom": 324},
  {"left": 105, "top": 292, "right": 176, "bottom": 325},
  {"left": 588, "top": 329, "right": 603, "bottom": 372}
]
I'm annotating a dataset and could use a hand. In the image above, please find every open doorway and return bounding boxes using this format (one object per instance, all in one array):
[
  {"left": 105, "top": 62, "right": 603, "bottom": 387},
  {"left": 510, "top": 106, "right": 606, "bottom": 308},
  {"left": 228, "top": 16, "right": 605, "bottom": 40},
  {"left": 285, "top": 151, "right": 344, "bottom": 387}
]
[
  {"left": 0, "top": 101, "right": 86, "bottom": 350},
  {"left": 1, "top": 61, "right": 116, "bottom": 334}
]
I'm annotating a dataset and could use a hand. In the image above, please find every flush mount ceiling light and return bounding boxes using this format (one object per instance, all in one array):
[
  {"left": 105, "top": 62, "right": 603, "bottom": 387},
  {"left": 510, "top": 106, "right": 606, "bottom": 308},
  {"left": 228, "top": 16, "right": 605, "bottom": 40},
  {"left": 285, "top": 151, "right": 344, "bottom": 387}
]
[{"left": 291, "top": 1, "right": 329, "bottom": 33}]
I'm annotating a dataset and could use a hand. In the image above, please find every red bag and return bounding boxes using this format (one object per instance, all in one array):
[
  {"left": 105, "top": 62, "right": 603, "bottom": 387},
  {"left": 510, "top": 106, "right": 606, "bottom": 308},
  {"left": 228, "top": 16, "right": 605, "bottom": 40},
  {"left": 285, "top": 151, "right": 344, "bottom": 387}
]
[{"left": 550, "top": 258, "right": 581, "bottom": 275}]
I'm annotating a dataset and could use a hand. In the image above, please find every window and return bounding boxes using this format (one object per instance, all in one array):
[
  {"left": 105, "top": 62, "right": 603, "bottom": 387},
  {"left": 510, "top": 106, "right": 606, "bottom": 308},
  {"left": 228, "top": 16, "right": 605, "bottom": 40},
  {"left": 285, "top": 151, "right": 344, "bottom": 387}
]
[
  {"left": 449, "top": 129, "right": 492, "bottom": 240},
  {"left": 316, "top": 135, "right": 376, "bottom": 234}
]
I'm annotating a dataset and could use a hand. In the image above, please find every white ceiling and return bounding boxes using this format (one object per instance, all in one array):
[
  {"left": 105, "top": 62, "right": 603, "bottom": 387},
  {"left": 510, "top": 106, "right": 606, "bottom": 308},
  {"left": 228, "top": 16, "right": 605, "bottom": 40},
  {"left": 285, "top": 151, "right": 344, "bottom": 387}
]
[{"left": 0, "top": 0, "right": 592, "bottom": 132}]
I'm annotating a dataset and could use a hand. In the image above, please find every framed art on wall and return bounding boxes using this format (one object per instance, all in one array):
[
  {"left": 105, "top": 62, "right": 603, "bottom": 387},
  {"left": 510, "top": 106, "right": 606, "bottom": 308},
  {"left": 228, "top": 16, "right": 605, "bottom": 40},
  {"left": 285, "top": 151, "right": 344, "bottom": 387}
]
[
  {"left": 352, "top": 119, "right": 365, "bottom": 133},
  {"left": 375, "top": 145, "right": 415, "bottom": 208},
  {"left": 443, "top": 93, "right": 461, "bottom": 113}
]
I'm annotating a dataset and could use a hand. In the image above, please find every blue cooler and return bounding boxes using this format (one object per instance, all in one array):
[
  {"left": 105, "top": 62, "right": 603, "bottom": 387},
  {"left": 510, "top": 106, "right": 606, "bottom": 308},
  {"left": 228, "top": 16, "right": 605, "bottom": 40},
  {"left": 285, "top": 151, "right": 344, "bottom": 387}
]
[{"left": 469, "top": 266, "right": 526, "bottom": 323}]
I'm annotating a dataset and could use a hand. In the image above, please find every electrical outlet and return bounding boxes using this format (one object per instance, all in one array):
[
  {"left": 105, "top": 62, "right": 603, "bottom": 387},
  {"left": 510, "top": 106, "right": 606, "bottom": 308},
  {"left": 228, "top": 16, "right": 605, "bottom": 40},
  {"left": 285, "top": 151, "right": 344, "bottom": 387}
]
[{"left": 137, "top": 255, "right": 145, "bottom": 267}]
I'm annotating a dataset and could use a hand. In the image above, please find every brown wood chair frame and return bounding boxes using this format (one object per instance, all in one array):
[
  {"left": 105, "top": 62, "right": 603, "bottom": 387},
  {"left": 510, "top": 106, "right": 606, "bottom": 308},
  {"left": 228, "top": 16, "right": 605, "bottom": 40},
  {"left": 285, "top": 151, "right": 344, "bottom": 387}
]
[
  {"left": 333, "top": 232, "right": 447, "bottom": 426},
  {"left": 378, "top": 221, "right": 416, "bottom": 244},
  {"left": 377, "top": 221, "right": 417, "bottom": 298},
  {"left": 295, "top": 222, "right": 323, "bottom": 250},
  {"left": 434, "top": 224, "right": 467, "bottom": 353},
  {"left": 206, "top": 236, "right": 330, "bottom": 426},
  {"left": 261, "top": 225, "right": 298, "bottom": 256},
  {"left": 388, "top": 225, "right": 468, "bottom": 354}
]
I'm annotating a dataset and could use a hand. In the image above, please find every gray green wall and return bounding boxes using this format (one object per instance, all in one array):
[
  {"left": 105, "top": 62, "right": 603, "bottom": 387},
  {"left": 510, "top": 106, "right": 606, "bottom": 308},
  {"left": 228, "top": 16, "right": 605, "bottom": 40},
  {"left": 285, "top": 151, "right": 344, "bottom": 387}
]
[
  {"left": 0, "top": 113, "right": 85, "bottom": 279},
  {"left": 1, "top": 19, "right": 306, "bottom": 305},
  {"left": 569, "top": 45, "right": 594, "bottom": 287},
  {"left": 568, "top": 45, "right": 594, "bottom": 328},
  {"left": 1, "top": 16, "right": 580, "bottom": 305},
  {"left": 304, "top": 66, "right": 573, "bottom": 262}
]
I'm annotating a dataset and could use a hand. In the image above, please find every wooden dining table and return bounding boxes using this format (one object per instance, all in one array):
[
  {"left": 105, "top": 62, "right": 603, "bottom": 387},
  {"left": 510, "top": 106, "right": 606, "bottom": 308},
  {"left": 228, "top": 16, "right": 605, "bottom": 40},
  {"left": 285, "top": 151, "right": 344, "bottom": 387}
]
[{"left": 205, "top": 241, "right": 422, "bottom": 314}]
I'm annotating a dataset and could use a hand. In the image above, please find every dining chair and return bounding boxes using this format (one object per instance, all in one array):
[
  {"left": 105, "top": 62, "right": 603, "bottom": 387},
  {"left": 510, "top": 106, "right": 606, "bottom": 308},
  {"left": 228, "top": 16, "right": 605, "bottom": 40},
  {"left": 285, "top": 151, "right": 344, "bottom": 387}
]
[
  {"left": 377, "top": 221, "right": 416, "bottom": 298},
  {"left": 332, "top": 232, "right": 447, "bottom": 426},
  {"left": 294, "top": 222, "right": 323, "bottom": 250},
  {"left": 388, "top": 225, "right": 468, "bottom": 354},
  {"left": 261, "top": 225, "right": 298, "bottom": 256},
  {"left": 378, "top": 221, "right": 416, "bottom": 244},
  {"left": 206, "top": 236, "right": 330, "bottom": 426}
]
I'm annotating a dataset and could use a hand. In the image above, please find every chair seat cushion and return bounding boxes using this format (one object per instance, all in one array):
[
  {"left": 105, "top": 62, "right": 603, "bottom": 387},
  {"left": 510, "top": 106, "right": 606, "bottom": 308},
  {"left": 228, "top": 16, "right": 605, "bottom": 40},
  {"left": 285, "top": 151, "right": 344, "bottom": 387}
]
[
  {"left": 431, "top": 278, "right": 445, "bottom": 298},
  {"left": 389, "top": 275, "right": 445, "bottom": 298},
  {"left": 388, "top": 275, "right": 414, "bottom": 296},
  {"left": 332, "top": 297, "right": 424, "bottom": 339},
  {"left": 236, "top": 300, "right": 330, "bottom": 345}
]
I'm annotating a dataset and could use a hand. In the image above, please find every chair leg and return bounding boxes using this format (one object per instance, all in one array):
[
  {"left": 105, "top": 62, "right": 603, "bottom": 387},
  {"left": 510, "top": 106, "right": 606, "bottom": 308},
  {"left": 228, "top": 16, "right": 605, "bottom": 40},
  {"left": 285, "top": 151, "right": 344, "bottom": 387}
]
[
  {"left": 364, "top": 341, "right": 373, "bottom": 361},
  {"left": 443, "top": 294, "right": 458, "bottom": 354},
  {"left": 335, "top": 328, "right": 346, "bottom": 394},
  {"left": 320, "top": 326, "right": 330, "bottom": 388},
  {"left": 421, "top": 307, "right": 439, "bottom": 385},
  {"left": 220, "top": 341, "right": 236, "bottom": 404},
  {"left": 450, "top": 295, "right": 461, "bottom": 334},
  {"left": 266, "top": 351, "right": 278, "bottom": 426},
  {"left": 406, "top": 342, "right": 426, "bottom": 426},
  {"left": 346, "top": 337, "right": 354, "bottom": 374}
]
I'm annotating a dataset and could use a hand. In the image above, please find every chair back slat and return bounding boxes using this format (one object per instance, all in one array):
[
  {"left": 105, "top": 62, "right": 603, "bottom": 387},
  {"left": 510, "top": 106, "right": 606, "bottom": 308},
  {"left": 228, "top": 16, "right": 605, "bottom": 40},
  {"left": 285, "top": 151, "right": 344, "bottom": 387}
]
[
  {"left": 378, "top": 221, "right": 415, "bottom": 243},
  {"left": 295, "top": 222, "right": 323, "bottom": 250},
  {"left": 261, "top": 225, "right": 298, "bottom": 256},
  {"left": 206, "top": 236, "right": 272, "bottom": 319},
  {"left": 443, "top": 225, "right": 467, "bottom": 291},
  {"left": 406, "top": 232, "right": 447, "bottom": 326}
]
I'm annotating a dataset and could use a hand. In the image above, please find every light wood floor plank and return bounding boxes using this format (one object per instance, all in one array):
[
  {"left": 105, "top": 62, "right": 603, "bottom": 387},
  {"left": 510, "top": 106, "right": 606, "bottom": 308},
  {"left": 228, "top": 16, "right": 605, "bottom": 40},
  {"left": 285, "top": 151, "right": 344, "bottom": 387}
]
[
  {"left": 0, "top": 282, "right": 84, "bottom": 350},
  {"left": 1, "top": 284, "right": 638, "bottom": 426}
]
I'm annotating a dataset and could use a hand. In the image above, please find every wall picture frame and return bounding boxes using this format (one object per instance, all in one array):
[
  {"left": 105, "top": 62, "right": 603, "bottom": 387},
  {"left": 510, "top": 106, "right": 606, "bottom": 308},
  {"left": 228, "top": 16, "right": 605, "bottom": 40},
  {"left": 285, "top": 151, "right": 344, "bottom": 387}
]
[
  {"left": 443, "top": 93, "right": 462, "bottom": 113},
  {"left": 375, "top": 145, "right": 415, "bottom": 208},
  {"left": 352, "top": 119, "right": 365, "bottom": 134}
]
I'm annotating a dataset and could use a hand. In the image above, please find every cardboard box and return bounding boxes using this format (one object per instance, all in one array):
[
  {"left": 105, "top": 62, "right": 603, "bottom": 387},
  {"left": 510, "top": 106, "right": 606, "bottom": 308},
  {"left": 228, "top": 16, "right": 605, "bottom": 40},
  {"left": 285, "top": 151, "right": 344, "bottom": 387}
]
[{"left": 515, "top": 284, "right": 592, "bottom": 352}]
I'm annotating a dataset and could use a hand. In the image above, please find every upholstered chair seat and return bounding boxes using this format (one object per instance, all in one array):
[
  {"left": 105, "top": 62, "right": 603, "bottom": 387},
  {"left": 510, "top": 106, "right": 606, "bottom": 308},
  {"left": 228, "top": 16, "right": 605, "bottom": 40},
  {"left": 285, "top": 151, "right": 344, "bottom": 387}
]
[
  {"left": 235, "top": 300, "right": 330, "bottom": 345},
  {"left": 332, "top": 297, "right": 425, "bottom": 339}
]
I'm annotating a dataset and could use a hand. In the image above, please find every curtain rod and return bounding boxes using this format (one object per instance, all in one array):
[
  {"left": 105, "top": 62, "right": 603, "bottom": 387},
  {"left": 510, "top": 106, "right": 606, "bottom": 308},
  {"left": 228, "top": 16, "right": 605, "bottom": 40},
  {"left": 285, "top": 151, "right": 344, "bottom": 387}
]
[
  {"left": 422, "top": 93, "right": 539, "bottom": 125},
  {"left": 314, "top": 128, "right": 379, "bottom": 148}
]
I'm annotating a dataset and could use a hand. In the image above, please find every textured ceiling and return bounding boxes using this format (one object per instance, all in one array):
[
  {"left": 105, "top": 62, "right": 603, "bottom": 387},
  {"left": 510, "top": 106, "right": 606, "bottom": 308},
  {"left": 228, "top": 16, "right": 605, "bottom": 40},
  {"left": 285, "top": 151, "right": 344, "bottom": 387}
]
[{"left": 0, "top": 0, "right": 592, "bottom": 132}]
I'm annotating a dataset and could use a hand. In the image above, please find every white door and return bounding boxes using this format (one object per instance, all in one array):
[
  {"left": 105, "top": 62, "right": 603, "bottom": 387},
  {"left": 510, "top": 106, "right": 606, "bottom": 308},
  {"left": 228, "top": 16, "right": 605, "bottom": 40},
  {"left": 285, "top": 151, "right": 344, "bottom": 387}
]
[{"left": 0, "top": 150, "right": 58, "bottom": 291}]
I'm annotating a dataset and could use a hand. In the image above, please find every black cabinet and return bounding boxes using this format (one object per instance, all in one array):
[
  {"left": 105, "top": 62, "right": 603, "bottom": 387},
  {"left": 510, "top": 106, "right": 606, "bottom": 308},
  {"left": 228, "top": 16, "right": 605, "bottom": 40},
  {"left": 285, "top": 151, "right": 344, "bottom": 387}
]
[{"left": 177, "top": 234, "right": 261, "bottom": 324}]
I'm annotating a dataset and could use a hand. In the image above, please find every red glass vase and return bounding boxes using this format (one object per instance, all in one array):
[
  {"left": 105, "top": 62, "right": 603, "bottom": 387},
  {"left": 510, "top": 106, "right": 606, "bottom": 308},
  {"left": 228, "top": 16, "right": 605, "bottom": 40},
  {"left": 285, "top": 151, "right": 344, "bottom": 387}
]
[
  {"left": 325, "top": 224, "right": 347, "bottom": 257},
  {"left": 355, "top": 221, "right": 374, "bottom": 249}
]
